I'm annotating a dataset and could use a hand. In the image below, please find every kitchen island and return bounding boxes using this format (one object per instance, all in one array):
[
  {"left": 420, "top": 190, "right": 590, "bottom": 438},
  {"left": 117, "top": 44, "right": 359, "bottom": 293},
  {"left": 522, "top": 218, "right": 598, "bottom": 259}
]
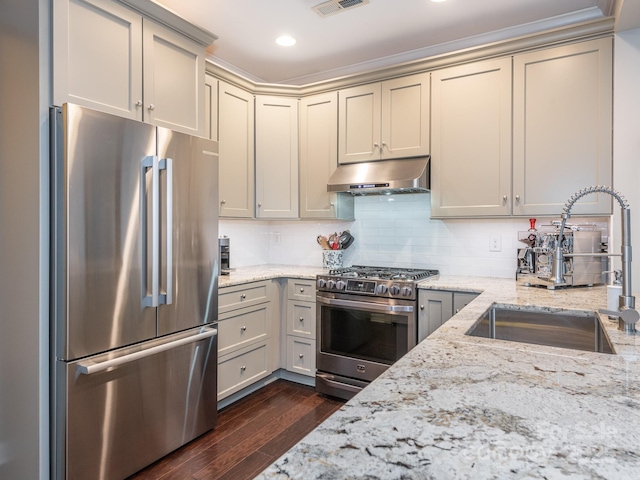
[{"left": 256, "top": 275, "right": 640, "bottom": 479}]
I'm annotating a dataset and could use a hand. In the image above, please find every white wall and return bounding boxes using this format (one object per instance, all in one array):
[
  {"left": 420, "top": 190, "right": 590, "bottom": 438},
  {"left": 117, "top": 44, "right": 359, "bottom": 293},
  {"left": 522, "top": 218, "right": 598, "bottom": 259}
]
[
  {"left": 0, "top": 1, "right": 50, "bottom": 478},
  {"left": 613, "top": 28, "right": 640, "bottom": 296},
  {"left": 222, "top": 194, "right": 608, "bottom": 278}
]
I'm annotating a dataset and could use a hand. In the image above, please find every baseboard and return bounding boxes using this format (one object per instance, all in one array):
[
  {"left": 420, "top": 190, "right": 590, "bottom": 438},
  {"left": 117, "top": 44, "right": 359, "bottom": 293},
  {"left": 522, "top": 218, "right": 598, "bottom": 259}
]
[{"left": 217, "top": 369, "right": 315, "bottom": 410}]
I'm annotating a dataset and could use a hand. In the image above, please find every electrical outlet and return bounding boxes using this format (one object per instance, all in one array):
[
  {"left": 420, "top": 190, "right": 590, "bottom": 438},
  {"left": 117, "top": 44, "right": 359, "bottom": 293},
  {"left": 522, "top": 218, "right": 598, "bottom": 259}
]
[{"left": 490, "top": 235, "right": 502, "bottom": 252}]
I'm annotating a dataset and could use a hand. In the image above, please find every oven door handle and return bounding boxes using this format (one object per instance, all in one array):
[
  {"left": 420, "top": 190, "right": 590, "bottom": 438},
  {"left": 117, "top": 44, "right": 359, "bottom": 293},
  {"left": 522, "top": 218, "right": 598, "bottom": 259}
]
[{"left": 317, "top": 295, "right": 415, "bottom": 313}]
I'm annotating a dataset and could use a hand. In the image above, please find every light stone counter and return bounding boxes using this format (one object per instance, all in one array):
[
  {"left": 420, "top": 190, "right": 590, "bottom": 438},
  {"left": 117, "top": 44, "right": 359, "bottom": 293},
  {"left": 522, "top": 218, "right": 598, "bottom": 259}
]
[
  {"left": 256, "top": 274, "right": 640, "bottom": 479},
  {"left": 217, "top": 264, "right": 324, "bottom": 289}
]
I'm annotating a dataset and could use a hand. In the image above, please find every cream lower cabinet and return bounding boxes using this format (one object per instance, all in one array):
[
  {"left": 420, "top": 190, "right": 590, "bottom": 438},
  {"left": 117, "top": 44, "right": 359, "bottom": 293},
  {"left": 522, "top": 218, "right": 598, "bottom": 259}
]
[
  {"left": 431, "top": 38, "right": 612, "bottom": 218},
  {"left": 299, "top": 92, "right": 354, "bottom": 219},
  {"left": 284, "top": 279, "right": 316, "bottom": 377},
  {"left": 218, "top": 281, "right": 273, "bottom": 400},
  {"left": 255, "top": 96, "right": 299, "bottom": 219},
  {"left": 218, "top": 81, "right": 255, "bottom": 218},
  {"left": 53, "top": 0, "right": 208, "bottom": 136},
  {"left": 418, "top": 290, "right": 478, "bottom": 342},
  {"left": 338, "top": 73, "right": 430, "bottom": 164}
]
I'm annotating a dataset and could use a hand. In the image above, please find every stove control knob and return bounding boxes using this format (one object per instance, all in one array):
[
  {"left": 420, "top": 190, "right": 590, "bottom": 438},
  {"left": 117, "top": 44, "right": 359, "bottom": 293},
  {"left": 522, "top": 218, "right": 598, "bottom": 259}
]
[
  {"left": 401, "top": 286, "right": 413, "bottom": 297},
  {"left": 316, "top": 278, "right": 326, "bottom": 289},
  {"left": 389, "top": 284, "right": 401, "bottom": 296},
  {"left": 377, "top": 284, "right": 388, "bottom": 295},
  {"left": 326, "top": 280, "right": 336, "bottom": 290},
  {"left": 336, "top": 280, "right": 346, "bottom": 291}
]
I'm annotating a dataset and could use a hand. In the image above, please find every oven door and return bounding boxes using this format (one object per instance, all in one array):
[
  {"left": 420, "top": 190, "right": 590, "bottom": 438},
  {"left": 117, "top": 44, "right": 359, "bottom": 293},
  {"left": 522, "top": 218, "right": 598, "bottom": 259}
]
[{"left": 316, "top": 292, "right": 417, "bottom": 383}]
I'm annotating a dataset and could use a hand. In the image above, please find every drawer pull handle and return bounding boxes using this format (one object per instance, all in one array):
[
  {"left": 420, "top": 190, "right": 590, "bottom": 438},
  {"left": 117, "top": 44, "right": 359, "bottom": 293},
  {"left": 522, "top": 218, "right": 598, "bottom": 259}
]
[
  {"left": 240, "top": 365, "right": 246, "bottom": 372},
  {"left": 299, "top": 353, "right": 304, "bottom": 359},
  {"left": 240, "top": 326, "right": 247, "bottom": 332},
  {"left": 240, "top": 294, "right": 246, "bottom": 300}
]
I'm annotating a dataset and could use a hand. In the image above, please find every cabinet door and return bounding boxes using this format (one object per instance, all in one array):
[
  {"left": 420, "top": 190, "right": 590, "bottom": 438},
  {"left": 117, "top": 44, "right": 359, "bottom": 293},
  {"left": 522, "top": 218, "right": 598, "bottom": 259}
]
[
  {"left": 338, "top": 83, "right": 381, "bottom": 164},
  {"left": 417, "top": 290, "right": 453, "bottom": 342},
  {"left": 218, "top": 81, "right": 255, "bottom": 218},
  {"left": 513, "top": 38, "right": 613, "bottom": 216},
  {"left": 299, "top": 92, "right": 354, "bottom": 219},
  {"left": 452, "top": 292, "right": 478, "bottom": 315},
  {"left": 142, "top": 18, "right": 205, "bottom": 136},
  {"left": 204, "top": 74, "right": 218, "bottom": 141},
  {"left": 381, "top": 73, "right": 430, "bottom": 159},
  {"left": 431, "top": 58, "right": 512, "bottom": 218},
  {"left": 255, "top": 96, "right": 299, "bottom": 218},
  {"left": 53, "top": 0, "right": 143, "bottom": 120}
]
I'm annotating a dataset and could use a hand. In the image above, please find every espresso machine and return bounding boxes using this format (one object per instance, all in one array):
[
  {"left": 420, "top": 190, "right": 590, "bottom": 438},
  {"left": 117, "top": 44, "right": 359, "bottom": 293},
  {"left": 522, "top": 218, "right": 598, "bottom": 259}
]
[{"left": 517, "top": 220, "right": 606, "bottom": 288}]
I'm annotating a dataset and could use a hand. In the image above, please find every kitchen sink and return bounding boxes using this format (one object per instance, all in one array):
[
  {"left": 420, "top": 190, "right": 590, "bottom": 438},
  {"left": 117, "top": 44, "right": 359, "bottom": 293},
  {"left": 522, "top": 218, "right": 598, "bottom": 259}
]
[{"left": 466, "top": 304, "right": 614, "bottom": 354}]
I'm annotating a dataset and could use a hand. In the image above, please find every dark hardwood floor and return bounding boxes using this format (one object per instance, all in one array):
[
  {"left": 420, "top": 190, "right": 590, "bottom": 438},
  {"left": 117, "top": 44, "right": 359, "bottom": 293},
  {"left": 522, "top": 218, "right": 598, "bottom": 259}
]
[{"left": 129, "top": 380, "right": 344, "bottom": 480}]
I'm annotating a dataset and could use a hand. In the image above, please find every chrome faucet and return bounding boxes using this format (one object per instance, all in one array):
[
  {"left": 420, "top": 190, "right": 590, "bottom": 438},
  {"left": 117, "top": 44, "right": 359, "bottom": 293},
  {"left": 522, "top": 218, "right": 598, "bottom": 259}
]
[{"left": 550, "top": 185, "right": 639, "bottom": 332}]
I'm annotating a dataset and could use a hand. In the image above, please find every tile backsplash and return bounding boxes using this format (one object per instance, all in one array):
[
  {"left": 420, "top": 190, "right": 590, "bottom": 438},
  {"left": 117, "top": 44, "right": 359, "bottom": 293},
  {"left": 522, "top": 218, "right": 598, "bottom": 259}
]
[{"left": 219, "top": 193, "right": 609, "bottom": 279}]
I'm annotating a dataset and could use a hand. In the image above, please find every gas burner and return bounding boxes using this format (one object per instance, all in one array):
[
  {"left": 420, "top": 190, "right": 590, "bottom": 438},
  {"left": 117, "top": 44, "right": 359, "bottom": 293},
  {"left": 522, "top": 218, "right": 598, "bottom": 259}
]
[{"left": 319, "top": 265, "right": 439, "bottom": 299}]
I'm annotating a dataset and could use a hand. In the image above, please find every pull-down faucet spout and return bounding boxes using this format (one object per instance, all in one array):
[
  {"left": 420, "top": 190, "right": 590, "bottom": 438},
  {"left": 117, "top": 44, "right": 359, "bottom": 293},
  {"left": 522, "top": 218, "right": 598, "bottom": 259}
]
[{"left": 550, "top": 186, "right": 638, "bottom": 332}]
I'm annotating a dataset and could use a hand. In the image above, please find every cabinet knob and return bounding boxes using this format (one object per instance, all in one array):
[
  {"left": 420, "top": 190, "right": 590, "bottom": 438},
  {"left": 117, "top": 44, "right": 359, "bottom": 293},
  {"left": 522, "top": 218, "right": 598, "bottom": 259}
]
[
  {"left": 135, "top": 100, "right": 143, "bottom": 108},
  {"left": 147, "top": 104, "right": 155, "bottom": 111},
  {"left": 240, "top": 365, "right": 246, "bottom": 372},
  {"left": 456, "top": 308, "right": 460, "bottom": 314},
  {"left": 258, "top": 202, "right": 262, "bottom": 207},
  {"left": 381, "top": 141, "right": 387, "bottom": 148},
  {"left": 300, "top": 287, "right": 305, "bottom": 293},
  {"left": 330, "top": 202, "right": 334, "bottom": 207},
  {"left": 240, "top": 325, "right": 247, "bottom": 332},
  {"left": 299, "top": 316, "right": 304, "bottom": 322},
  {"left": 221, "top": 199, "right": 226, "bottom": 204},
  {"left": 502, "top": 195, "right": 508, "bottom": 205},
  {"left": 240, "top": 294, "right": 246, "bottom": 300},
  {"left": 299, "top": 353, "right": 304, "bottom": 359},
  {"left": 420, "top": 305, "right": 425, "bottom": 310},
  {"left": 515, "top": 194, "right": 520, "bottom": 205}
]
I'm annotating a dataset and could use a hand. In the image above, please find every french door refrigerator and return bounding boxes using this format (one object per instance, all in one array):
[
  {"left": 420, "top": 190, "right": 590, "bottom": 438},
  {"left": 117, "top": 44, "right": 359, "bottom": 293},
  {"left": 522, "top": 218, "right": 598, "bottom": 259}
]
[{"left": 50, "top": 103, "right": 219, "bottom": 480}]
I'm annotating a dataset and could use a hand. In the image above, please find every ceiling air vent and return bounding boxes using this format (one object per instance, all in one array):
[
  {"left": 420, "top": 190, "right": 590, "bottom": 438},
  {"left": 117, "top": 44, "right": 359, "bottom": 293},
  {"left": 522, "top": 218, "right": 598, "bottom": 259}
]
[{"left": 312, "top": 0, "right": 370, "bottom": 18}]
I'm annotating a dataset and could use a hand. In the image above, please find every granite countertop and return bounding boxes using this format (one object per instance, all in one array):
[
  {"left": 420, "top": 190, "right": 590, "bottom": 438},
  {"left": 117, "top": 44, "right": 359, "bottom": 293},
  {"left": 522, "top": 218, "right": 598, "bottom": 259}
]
[
  {"left": 218, "top": 264, "right": 324, "bottom": 288},
  {"left": 255, "top": 274, "right": 640, "bottom": 479}
]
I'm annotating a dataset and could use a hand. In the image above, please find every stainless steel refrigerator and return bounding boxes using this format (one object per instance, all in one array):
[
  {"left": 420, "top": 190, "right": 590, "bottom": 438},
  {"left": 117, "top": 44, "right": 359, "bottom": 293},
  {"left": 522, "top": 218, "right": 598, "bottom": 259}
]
[{"left": 50, "top": 104, "right": 219, "bottom": 480}]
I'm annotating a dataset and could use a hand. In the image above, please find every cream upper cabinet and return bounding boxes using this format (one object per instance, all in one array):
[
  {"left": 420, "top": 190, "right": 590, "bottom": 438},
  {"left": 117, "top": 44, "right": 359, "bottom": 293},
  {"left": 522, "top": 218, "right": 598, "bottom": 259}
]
[
  {"left": 431, "top": 58, "right": 513, "bottom": 217},
  {"left": 299, "top": 92, "right": 354, "bottom": 220},
  {"left": 218, "top": 81, "right": 255, "bottom": 218},
  {"left": 53, "top": 0, "right": 208, "bottom": 136},
  {"left": 204, "top": 74, "right": 218, "bottom": 141},
  {"left": 512, "top": 37, "right": 613, "bottom": 216},
  {"left": 141, "top": 19, "right": 205, "bottom": 136},
  {"left": 255, "top": 96, "right": 299, "bottom": 219},
  {"left": 338, "top": 73, "right": 430, "bottom": 164}
]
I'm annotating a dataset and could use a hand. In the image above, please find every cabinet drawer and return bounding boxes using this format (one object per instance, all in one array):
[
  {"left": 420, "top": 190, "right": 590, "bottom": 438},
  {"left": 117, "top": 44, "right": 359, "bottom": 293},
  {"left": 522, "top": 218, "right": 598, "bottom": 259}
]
[
  {"left": 286, "top": 300, "right": 316, "bottom": 338},
  {"left": 219, "top": 281, "right": 270, "bottom": 314},
  {"left": 287, "top": 279, "right": 315, "bottom": 301},
  {"left": 218, "top": 343, "right": 269, "bottom": 399},
  {"left": 218, "top": 304, "right": 269, "bottom": 357},
  {"left": 286, "top": 336, "right": 315, "bottom": 377}
]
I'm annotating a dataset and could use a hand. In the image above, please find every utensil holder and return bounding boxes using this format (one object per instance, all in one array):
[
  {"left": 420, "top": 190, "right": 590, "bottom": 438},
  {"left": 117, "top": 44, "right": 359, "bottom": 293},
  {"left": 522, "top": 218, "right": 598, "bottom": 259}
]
[{"left": 322, "top": 250, "right": 343, "bottom": 269}]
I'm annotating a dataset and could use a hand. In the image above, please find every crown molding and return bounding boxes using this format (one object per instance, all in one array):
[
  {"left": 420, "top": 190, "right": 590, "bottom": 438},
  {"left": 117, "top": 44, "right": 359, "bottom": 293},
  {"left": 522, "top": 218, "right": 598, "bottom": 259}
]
[
  {"left": 206, "top": 16, "right": 614, "bottom": 97},
  {"left": 117, "top": 0, "right": 217, "bottom": 47}
]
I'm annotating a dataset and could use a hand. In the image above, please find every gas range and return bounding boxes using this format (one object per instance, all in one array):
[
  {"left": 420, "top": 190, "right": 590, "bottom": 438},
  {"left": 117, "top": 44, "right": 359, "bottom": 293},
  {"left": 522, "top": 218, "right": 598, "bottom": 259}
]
[{"left": 316, "top": 265, "right": 439, "bottom": 300}]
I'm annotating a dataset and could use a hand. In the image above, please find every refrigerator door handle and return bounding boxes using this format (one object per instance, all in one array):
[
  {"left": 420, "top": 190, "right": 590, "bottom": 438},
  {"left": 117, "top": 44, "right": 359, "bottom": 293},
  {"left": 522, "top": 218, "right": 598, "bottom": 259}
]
[
  {"left": 142, "top": 155, "right": 160, "bottom": 308},
  {"left": 76, "top": 327, "right": 217, "bottom": 375},
  {"left": 159, "top": 157, "right": 173, "bottom": 305}
]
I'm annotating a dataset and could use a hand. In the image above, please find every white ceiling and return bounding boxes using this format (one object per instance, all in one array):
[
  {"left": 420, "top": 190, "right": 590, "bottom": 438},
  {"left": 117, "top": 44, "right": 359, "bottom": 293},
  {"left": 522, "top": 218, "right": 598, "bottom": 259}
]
[{"left": 155, "top": 0, "right": 620, "bottom": 85}]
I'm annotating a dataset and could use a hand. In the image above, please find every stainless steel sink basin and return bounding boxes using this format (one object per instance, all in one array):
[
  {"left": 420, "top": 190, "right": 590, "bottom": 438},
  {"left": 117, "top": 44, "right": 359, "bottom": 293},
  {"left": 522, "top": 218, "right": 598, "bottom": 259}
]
[{"left": 466, "top": 304, "right": 614, "bottom": 354}]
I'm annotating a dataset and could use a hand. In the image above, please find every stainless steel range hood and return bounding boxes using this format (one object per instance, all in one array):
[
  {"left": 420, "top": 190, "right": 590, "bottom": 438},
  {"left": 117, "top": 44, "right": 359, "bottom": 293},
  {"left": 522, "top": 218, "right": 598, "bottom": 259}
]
[{"left": 327, "top": 156, "right": 430, "bottom": 195}]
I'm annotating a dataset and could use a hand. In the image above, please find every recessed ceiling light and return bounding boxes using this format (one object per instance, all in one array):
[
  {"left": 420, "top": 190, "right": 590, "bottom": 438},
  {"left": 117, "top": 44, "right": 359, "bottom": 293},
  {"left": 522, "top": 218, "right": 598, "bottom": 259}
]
[{"left": 275, "top": 35, "right": 296, "bottom": 47}]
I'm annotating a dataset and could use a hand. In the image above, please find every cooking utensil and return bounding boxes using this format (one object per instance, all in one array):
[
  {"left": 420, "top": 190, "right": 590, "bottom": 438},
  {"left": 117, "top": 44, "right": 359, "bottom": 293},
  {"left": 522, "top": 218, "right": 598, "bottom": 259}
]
[
  {"left": 338, "top": 230, "right": 354, "bottom": 249},
  {"left": 317, "top": 235, "right": 330, "bottom": 250}
]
